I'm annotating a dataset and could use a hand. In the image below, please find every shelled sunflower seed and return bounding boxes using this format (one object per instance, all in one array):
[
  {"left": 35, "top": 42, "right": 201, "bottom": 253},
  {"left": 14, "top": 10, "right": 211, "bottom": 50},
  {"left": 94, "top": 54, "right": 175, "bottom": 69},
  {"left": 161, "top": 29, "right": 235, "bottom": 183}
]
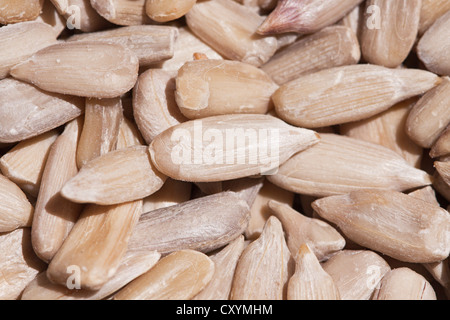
[{"left": 0, "top": 0, "right": 449, "bottom": 302}]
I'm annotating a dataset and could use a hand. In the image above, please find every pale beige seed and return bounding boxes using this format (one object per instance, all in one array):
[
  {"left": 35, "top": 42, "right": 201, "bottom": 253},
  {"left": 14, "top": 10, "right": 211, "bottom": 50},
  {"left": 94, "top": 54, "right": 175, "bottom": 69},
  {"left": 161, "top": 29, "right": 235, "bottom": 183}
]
[
  {"left": 257, "top": 0, "right": 364, "bottom": 35},
  {"left": 419, "top": 0, "right": 450, "bottom": 35},
  {"left": 312, "top": 189, "right": 450, "bottom": 263},
  {"left": 35, "top": 0, "right": 66, "bottom": 36},
  {"left": 287, "top": 244, "right": 340, "bottom": 300},
  {"left": 114, "top": 250, "right": 214, "bottom": 300},
  {"left": 360, "top": 0, "right": 421, "bottom": 68},
  {"left": 68, "top": 25, "right": 178, "bottom": 66},
  {"left": 245, "top": 179, "right": 294, "bottom": 240},
  {"left": 268, "top": 200, "right": 345, "bottom": 262},
  {"left": 193, "top": 236, "right": 245, "bottom": 300},
  {"left": 186, "top": 0, "right": 278, "bottom": 67},
  {"left": 146, "top": 0, "right": 196, "bottom": 22},
  {"left": 406, "top": 77, "right": 450, "bottom": 149},
  {"left": 132, "top": 69, "right": 186, "bottom": 144},
  {"left": 417, "top": 10, "right": 450, "bottom": 76},
  {"left": 0, "top": 79, "right": 85, "bottom": 144},
  {"left": 142, "top": 178, "right": 192, "bottom": 213},
  {"left": 322, "top": 250, "right": 391, "bottom": 300},
  {"left": 268, "top": 134, "right": 432, "bottom": 197},
  {"left": 337, "top": 3, "right": 363, "bottom": 38},
  {"left": 21, "top": 250, "right": 160, "bottom": 300},
  {"left": 11, "top": 41, "right": 139, "bottom": 99},
  {"left": 116, "top": 116, "right": 145, "bottom": 149},
  {"left": 0, "top": 130, "right": 59, "bottom": 198},
  {"left": 372, "top": 268, "right": 437, "bottom": 300},
  {"left": 230, "top": 216, "right": 292, "bottom": 300},
  {"left": 31, "top": 118, "right": 84, "bottom": 263},
  {"left": 435, "top": 161, "right": 450, "bottom": 186},
  {"left": 221, "top": 177, "right": 265, "bottom": 210},
  {"left": 0, "top": 21, "right": 58, "bottom": 80},
  {"left": 154, "top": 26, "right": 223, "bottom": 78},
  {"left": 431, "top": 126, "right": 450, "bottom": 158},
  {"left": 62, "top": 146, "right": 166, "bottom": 205},
  {"left": 408, "top": 186, "right": 440, "bottom": 207},
  {"left": 77, "top": 97, "right": 123, "bottom": 168},
  {"left": 261, "top": 26, "right": 361, "bottom": 85},
  {"left": 51, "top": 0, "right": 112, "bottom": 32},
  {"left": 273, "top": 64, "right": 441, "bottom": 128},
  {"left": 47, "top": 200, "right": 143, "bottom": 290},
  {"left": 0, "top": 229, "right": 46, "bottom": 300},
  {"left": 423, "top": 258, "right": 450, "bottom": 296},
  {"left": 175, "top": 59, "right": 278, "bottom": 119},
  {"left": 340, "top": 98, "right": 423, "bottom": 169},
  {"left": 128, "top": 191, "right": 250, "bottom": 255},
  {"left": 90, "top": 0, "right": 152, "bottom": 26},
  {"left": 0, "top": 0, "right": 44, "bottom": 24},
  {"left": 0, "top": 175, "right": 34, "bottom": 233},
  {"left": 149, "top": 114, "right": 320, "bottom": 182},
  {"left": 274, "top": 33, "right": 298, "bottom": 51}
]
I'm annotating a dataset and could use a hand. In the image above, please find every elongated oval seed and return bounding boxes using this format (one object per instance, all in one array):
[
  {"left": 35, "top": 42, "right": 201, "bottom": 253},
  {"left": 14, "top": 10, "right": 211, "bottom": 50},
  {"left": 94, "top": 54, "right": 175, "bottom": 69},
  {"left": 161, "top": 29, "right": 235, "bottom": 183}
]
[
  {"left": 312, "top": 189, "right": 450, "bottom": 263},
  {"left": 193, "top": 235, "right": 245, "bottom": 300},
  {"left": 61, "top": 145, "right": 167, "bottom": 205},
  {"left": 372, "top": 268, "right": 437, "bottom": 300},
  {"left": 417, "top": 10, "right": 450, "bottom": 76},
  {"left": 0, "top": 21, "right": 58, "bottom": 80},
  {"left": 186, "top": 0, "right": 278, "bottom": 67},
  {"left": 257, "top": 0, "right": 364, "bottom": 35},
  {"left": 10, "top": 41, "right": 139, "bottom": 99},
  {"left": 114, "top": 250, "right": 215, "bottom": 300},
  {"left": 0, "top": 0, "right": 43, "bottom": 24},
  {"left": 146, "top": 0, "right": 197, "bottom": 22},
  {"left": 230, "top": 216, "right": 292, "bottom": 300},
  {"left": 260, "top": 25, "right": 361, "bottom": 85},
  {"left": 0, "top": 228, "right": 46, "bottom": 300},
  {"left": 90, "top": 0, "right": 152, "bottom": 26},
  {"left": 322, "top": 250, "right": 391, "bottom": 300},
  {"left": 133, "top": 69, "right": 186, "bottom": 144},
  {"left": 360, "top": 0, "right": 421, "bottom": 68},
  {"left": 68, "top": 25, "right": 178, "bottom": 66},
  {"left": 47, "top": 200, "right": 143, "bottom": 290},
  {"left": 21, "top": 250, "right": 161, "bottom": 300},
  {"left": 268, "top": 133, "right": 432, "bottom": 197},
  {"left": 268, "top": 200, "right": 345, "bottom": 262},
  {"left": 149, "top": 114, "right": 320, "bottom": 182},
  {"left": 419, "top": 0, "right": 450, "bottom": 35},
  {"left": 0, "top": 130, "right": 59, "bottom": 198},
  {"left": 273, "top": 64, "right": 441, "bottom": 128},
  {"left": 31, "top": 118, "right": 84, "bottom": 263},
  {"left": 128, "top": 191, "right": 250, "bottom": 255},
  {"left": 175, "top": 59, "right": 278, "bottom": 119},
  {"left": 406, "top": 77, "right": 450, "bottom": 148},
  {"left": 0, "top": 175, "right": 34, "bottom": 233},
  {"left": 287, "top": 244, "right": 340, "bottom": 300}
]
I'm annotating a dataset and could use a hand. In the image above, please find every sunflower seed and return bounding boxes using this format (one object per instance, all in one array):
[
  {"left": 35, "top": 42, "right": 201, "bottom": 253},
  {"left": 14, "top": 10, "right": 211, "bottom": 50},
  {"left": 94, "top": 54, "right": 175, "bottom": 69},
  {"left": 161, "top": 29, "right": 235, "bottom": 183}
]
[
  {"left": 287, "top": 244, "right": 341, "bottom": 300},
  {"left": 230, "top": 216, "right": 293, "bottom": 300},
  {"left": 31, "top": 118, "right": 84, "bottom": 262},
  {"left": 322, "top": 250, "right": 391, "bottom": 300},
  {"left": 431, "top": 126, "right": 450, "bottom": 158},
  {"left": 261, "top": 26, "right": 360, "bottom": 85},
  {"left": 372, "top": 268, "right": 437, "bottom": 300},
  {"left": 175, "top": 59, "right": 278, "bottom": 119},
  {"left": 142, "top": 178, "right": 192, "bottom": 213},
  {"left": 186, "top": 0, "right": 278, "bottom": 67},
  {"left": 423, "top": 258, "right": 450, "bottom": 297},
  {"left": 268, "top": 133, "right": 432, "bottom": 197},
  {"left": 435, "top": 161, "right": 450, "bottom": 186},
  {"left": 312, "top": 189, "right": 450, "bottom": 263},
  {"left": 408, "top": 186, "right": 440, "bottom": 207},
  {"left": 434, "top": 171, "right": 450, "bottom": 202},
  {"left": 10, "top": 41, "right": 139, "bottom": 99},
  {"left": 0, "top": 0, "right": 44, "bottom": 24},
  {"left": 146, "top": 0, "right": 197, "bottom": 22},
  {"left": 273, "top": 64, "right": 441, "bottom": 128},
  {"left": 116, "top": 117, "right": 145, "bottom": 149},
  {"left": 419, "top": 0, "right": 450, "bottom": 35},
  {"left": 113, "top": 250, "right": 215, "bottom": 300},
  {"left": 90, "top": 0, "right": 151, "bottom": 26},
  {"left": 35, "top": 0, "right": 66, "bottom": 36},
  {"left": 337, "top": 3, "right": 363, "bottom": 38}
]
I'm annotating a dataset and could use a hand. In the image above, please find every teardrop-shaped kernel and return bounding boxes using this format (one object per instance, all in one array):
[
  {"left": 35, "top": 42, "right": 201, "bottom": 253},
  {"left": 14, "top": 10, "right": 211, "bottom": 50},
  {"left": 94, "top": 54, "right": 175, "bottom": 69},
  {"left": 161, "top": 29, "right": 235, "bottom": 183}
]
[
  {"left": 61, "top": 146, "right": 167, "bottom": 205},
  {"left": 146, "top": 0, "right": 197, "bottom": 22},
  {"left": 113, "top": 250, "right": 215, "bottom": 300},
  {"left": 230, "top": 216, "right": 292, "bottom": 300},
  {"left": 372, "top": 268, "right": 437, "bottom": 300},
  {"left": 149, "top": 114, "right": 320, "bottom": 182},
  {"left": 273, "top": 64, "right": 441, "bottom": 129},
  {"left": 175, "top": 59, "right": 278, "bottom": 119},
  {"left": 287, "top": 244, "right": 341, "bottom": 300},
  {"left": 10, "top": 41, "right": 139, "bottom": 99},
  {"left": 268, "top": 200, "right": 345, "bottom": 261},
  {"left": 312, "top": 189, "right": 450, "bottom": 263}
]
